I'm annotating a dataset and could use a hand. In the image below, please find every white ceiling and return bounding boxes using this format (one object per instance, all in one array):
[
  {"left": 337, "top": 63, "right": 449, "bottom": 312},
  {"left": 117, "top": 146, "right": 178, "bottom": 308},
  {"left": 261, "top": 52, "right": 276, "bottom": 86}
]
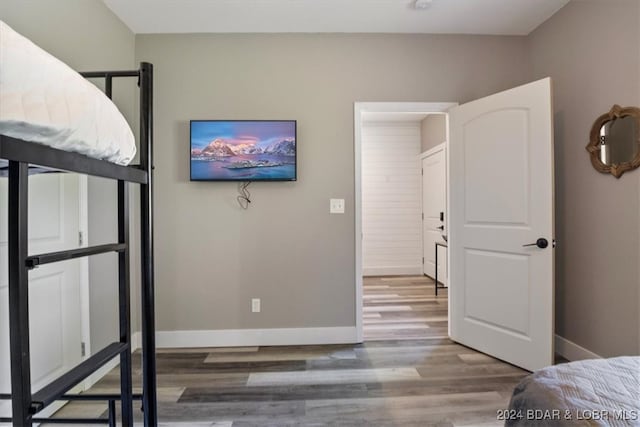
[{"left": 102, "top": 0, "right": 570, "bottom": 35}]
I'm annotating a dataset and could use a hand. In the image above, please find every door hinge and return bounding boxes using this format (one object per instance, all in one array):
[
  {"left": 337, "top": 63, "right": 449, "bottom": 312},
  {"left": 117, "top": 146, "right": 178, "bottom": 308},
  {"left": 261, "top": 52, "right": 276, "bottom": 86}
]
[
  {"left": 78, "top": 231, "right": 84, "bottom": 246},
  {"left": 422, "top": 257, "right": 424, "bottom": 264},
  {"left": 81, "top": 342, "right": 86, "bottom": 357},
  {"left": 421, "top": 168, "right": 424, "bottom": 176},
  {"left": 422, "top": 213, "right": 424, "bottom": 220}
]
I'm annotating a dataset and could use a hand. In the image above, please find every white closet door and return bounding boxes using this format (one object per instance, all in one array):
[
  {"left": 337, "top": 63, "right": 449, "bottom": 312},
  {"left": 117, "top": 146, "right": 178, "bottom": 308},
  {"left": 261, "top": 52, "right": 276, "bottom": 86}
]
[
  {"left": 422, "top": 145, "right": 447, "bottom": 285},
  {"left": 0, "top": 173, "right": 82, "bottom": 416}
]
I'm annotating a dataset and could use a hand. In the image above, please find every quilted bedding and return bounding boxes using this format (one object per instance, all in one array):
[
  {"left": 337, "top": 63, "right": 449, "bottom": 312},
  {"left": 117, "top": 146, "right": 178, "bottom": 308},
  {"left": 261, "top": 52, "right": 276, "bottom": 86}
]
[
  {"left": 507, "top": 357, "right": 640, "bottom": 426},
  {"left": 0, "top": 20, "right": 136, "bottom": 165}
]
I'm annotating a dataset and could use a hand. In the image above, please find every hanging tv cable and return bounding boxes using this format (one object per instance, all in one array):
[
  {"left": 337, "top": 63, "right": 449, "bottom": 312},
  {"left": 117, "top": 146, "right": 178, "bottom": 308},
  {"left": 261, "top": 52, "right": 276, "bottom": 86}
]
[{"left": 237, "top": 181, "right": 251, "bottom": 209}]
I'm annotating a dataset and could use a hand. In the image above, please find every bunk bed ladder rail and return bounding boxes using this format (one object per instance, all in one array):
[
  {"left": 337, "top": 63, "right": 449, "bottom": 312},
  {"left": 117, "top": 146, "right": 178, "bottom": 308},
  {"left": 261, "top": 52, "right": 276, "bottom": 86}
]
[
  {"left": 138, "top": 61, "right": 158, "bottom": 427},
  {"left": 1, "top": 62, "right": 157, "bottom": 427},
  {"left": 4, "top": 161, "right": 135, "bottom": 425}
]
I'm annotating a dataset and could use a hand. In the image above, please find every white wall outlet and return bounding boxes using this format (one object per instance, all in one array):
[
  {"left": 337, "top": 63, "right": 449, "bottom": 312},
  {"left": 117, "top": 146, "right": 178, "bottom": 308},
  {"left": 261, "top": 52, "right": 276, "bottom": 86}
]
[
  {"left": 251, "top": 298, "right": 261, "bottom": 313},
  {"left": 330, "top": 198, "right": 345, "bottom": 214}
]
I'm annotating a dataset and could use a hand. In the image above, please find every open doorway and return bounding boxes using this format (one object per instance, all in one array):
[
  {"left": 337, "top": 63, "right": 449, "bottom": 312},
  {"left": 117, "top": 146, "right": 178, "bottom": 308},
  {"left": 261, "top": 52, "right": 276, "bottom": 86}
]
[
  {"left": 354, "top": 102, "right": 456, "bottom": 342},
  {"left": 355, "top": 79, "right": 555, "bottom": 371}
]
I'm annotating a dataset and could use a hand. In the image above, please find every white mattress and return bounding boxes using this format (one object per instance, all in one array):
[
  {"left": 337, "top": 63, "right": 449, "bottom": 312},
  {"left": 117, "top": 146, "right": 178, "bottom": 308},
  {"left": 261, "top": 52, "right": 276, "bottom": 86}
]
[{"left": 0, "top": 21, "right": 136, "bottom": 165}]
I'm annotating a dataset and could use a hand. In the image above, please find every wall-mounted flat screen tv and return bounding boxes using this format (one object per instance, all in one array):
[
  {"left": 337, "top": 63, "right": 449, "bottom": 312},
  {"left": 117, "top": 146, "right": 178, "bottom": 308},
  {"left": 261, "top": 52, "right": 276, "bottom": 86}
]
[{"left": 190, "top": 120, "right": 297, "bottom": 181}]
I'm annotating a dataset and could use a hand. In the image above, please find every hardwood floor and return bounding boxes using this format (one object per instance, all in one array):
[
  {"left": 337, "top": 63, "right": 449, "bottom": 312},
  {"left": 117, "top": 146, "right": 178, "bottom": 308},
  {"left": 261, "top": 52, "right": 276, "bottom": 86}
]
[
  {"left": 47, "top": 275, "right": 528, "bottom": 426},
  {"left": 363, "top": 275, "right": 448, "bottom": 341}
]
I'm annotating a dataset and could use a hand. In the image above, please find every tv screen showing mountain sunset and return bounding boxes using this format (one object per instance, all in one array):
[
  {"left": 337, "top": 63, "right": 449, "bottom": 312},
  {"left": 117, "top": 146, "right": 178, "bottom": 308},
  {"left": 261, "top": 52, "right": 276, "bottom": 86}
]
[{"left": 190, "top": 120, "right": 297, "bottom": 181}]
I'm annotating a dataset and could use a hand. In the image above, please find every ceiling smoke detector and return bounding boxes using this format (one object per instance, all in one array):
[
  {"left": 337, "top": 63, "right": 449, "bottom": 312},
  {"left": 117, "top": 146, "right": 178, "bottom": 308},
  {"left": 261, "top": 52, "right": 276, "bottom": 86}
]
[{"left": 414, "top": 0, "right": 433, "bottom": 10}]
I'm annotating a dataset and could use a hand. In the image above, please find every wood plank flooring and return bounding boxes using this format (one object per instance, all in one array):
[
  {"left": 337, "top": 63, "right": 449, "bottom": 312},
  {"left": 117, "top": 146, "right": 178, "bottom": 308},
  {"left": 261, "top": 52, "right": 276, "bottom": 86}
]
[
  {"left": 46, "top": 275, "right": 528, "bottom": 426},
  {"left": 362, "top": 276, "right": 448, "bottom": 341}
]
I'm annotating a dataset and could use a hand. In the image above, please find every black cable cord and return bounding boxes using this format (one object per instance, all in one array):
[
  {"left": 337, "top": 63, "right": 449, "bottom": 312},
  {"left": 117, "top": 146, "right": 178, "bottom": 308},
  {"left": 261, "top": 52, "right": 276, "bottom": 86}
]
[{"left": 237, "top": 181, "right": 252, "bottom": 209}]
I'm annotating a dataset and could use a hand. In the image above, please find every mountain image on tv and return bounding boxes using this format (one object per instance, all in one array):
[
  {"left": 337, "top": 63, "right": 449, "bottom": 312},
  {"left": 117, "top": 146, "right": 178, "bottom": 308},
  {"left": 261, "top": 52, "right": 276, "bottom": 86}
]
[{"left": 190, "top": 120, "right": 297, "bottom": 181}]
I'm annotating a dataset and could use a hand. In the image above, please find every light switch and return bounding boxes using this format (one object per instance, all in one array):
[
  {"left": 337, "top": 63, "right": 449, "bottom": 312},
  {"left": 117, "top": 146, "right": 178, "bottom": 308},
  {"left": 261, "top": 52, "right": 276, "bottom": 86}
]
[
  {"left": 330, "top": 198, "right": 345, "bottom": 214},
  {"left": 251, "top": 298, "right": 261, "bottom": 313}
]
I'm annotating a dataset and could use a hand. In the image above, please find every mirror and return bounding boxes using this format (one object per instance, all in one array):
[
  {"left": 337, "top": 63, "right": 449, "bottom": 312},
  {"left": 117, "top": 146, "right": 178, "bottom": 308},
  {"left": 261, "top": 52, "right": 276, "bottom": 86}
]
[{"left": 586, "top": 105, "right": 640, "bottom": 178}]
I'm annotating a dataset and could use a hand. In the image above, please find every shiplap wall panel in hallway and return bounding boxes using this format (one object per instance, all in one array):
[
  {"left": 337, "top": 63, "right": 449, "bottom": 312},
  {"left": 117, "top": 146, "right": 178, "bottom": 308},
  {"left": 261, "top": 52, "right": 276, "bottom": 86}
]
[{"left": 362, "top": 122, "right": 422, "bottom": 276}]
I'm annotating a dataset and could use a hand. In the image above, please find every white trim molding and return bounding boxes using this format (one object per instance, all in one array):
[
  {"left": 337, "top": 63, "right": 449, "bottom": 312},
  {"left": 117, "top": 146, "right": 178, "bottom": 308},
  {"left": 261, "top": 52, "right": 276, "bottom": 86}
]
[
  {"left": 555, "top": 335, "right": 602, "bottom": 361},
  {"left": 84, "top": 331, "right": 142, "bottom": 389},
  {"left": 131, "top": 330, "right": 142, "bottom": 351},
  {"left": 156, "top": 327, "right": 357, "bottom": 348},
  {"left": 78, "top": 174, "right": 92, "bottom": 370},
  {"left": 420, "top": 142, "right": 447, "bottom": 160},
  {"left": 363, "top": 266, "right": 423, "bottom": 276},
  {"left": 85, "top": 357, "right": 120, "bottom": 391}
]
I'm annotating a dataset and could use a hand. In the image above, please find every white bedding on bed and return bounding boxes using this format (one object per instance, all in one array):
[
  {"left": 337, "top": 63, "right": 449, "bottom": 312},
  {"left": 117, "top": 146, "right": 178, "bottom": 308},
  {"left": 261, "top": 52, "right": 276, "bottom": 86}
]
[
  {"left": 508, "top": 356, "right": 640, "bottom": 427},
  {"left": 0, "top": 21, "right": 136, "bottom": 165}
]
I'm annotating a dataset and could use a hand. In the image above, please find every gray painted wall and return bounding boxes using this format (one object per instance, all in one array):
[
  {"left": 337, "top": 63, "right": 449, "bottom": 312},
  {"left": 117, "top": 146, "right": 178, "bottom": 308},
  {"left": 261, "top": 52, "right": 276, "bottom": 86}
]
[
  {"left": 3, "top": 0, "right": 638, "bottom": 357},
  {"left": 530, "top": 0, "right": 640, "bottom": 356},
  {"left": 0, "top": 0, "right": 139, "bottom": 353},
  {"left": 135, "top": 33, "right": 531, "bottom": 331},
  {"left": 420, "top": 114, "right": 447, "bottom": 153}
]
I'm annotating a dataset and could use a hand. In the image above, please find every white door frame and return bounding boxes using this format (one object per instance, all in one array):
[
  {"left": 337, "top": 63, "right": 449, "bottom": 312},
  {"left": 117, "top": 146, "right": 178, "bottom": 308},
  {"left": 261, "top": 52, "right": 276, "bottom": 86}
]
[
  {"left": 354, "top": 102, "right": 457, "bottom": 342},
  {"left": 78, "top": 175, "right": 91, "bottom": 364}
]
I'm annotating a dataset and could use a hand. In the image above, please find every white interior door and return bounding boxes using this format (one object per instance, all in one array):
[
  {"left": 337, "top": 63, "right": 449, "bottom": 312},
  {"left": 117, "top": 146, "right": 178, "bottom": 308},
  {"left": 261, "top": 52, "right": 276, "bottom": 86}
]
[
  {"left": 0, "top": 173, "right": 83, "bottom": 416},
  {"left": 449, "top": 78, "right": 554, "bottom": 372},
  {"left": 422, "top": 146, "right": 447, "bottom": 285}
]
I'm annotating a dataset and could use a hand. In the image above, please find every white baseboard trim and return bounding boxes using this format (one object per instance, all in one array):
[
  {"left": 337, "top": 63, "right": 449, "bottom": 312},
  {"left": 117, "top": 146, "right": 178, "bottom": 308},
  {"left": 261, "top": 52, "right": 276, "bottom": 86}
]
[
  {"left": 0, "top": 401, "right": 67, "bottom": 425},
  {"left": 132, "top": 331, "right": 141, "bottom": 351},
  {"left": 85, "top": 357, "right": 120, "bottom": 390},
  {"left": 363, "top": 266, "right": 423, "bottom": 276},
  {"left": 84, "top": 331, "right": 142, "bottom": 389},
  {"left": 555, "top": 335, "right": 602, "bottom": 361},
  {"left": 156, "top": 327, "right": 358, "bottom": 348}
]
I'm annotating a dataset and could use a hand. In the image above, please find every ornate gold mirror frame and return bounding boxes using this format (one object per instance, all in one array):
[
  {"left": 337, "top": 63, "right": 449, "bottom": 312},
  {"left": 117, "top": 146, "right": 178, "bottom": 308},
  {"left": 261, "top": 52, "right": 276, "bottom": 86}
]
[{"left": 586, "top": 105, "right": 640, "bottom": 178}]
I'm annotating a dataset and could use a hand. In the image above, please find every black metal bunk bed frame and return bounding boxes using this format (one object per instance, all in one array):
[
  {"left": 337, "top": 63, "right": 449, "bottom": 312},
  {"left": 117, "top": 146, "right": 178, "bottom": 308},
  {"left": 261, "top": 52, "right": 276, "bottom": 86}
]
[{"left": 0, "top": 62, "right": 157, "bottom": 427}]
